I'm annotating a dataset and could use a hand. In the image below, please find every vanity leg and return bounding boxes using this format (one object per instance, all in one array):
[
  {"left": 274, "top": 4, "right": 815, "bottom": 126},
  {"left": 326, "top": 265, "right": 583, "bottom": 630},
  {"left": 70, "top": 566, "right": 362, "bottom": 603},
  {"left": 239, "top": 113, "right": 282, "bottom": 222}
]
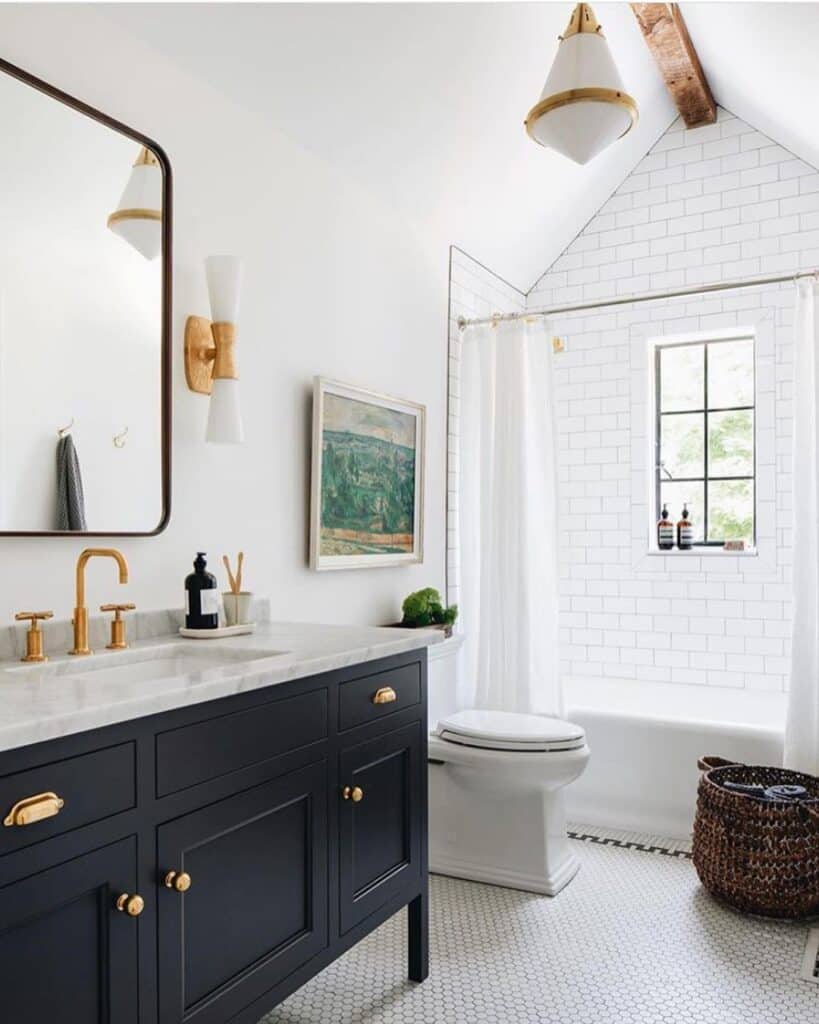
[{"left": 407, "top": 888, "right": 429, "bottom": 982}]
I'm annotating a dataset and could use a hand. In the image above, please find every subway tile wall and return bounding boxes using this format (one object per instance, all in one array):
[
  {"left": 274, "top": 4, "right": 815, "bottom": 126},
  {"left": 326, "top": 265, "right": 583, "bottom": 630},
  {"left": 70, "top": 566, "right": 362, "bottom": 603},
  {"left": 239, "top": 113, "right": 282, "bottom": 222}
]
[{"left": 450, "top": 109, "right": 819, "bottom": 692}]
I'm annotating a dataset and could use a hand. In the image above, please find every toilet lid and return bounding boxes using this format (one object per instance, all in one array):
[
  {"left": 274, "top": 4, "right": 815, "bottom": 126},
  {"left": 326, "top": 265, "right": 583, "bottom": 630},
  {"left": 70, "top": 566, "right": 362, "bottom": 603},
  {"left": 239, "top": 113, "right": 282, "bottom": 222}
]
[{"left": 436, "top": 709, "right": 586, "bottom": 753}]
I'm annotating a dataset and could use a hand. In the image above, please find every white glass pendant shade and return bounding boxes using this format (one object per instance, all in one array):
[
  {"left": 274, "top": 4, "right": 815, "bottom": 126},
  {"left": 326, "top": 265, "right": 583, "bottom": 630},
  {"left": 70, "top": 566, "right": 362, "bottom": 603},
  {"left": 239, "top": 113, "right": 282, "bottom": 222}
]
[
  {"left": 525, "top": 3, "right": 638, "bottom": 165},
  {"left": 107, "top": 147, "right": 163, "bottom": 260},
  {"left": 205, "top": 255, "right": 243, "bottom": 323},
  {"left": 206, "top": 378, "right": 244, "bottom": 444}
]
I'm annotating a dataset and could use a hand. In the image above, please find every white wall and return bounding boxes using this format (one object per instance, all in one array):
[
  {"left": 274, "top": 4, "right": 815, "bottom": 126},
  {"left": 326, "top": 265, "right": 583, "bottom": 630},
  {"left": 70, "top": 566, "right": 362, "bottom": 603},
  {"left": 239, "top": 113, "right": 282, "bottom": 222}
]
[
  {"left": 528, "top": 108, "right": 818, "bottom": 693},
  {"left": 0, "top": 6, "right": 447, "bottom": 625}
]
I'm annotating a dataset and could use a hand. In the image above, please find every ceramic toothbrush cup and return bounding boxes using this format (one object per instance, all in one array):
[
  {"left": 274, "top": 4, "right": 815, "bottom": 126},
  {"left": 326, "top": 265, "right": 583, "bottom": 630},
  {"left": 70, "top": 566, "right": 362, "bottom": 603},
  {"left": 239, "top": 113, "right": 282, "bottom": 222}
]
[{"left": 222, "top": 592, "right": 252, "bottom": 627}]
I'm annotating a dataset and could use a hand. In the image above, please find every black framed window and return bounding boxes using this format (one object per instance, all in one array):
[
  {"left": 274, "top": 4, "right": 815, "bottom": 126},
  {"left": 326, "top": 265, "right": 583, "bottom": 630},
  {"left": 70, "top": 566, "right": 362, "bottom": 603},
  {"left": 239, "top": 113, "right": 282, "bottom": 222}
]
[{"left": 655, "top": 335, "right": 755, "bottom": 546}]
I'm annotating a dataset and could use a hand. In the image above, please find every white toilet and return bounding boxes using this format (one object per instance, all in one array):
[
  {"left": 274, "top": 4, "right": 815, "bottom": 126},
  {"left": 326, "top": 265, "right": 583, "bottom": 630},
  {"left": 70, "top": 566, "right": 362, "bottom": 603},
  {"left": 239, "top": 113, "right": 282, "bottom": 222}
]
[{"left": 428, "top": 707, "right": 590, "bottom": 896}]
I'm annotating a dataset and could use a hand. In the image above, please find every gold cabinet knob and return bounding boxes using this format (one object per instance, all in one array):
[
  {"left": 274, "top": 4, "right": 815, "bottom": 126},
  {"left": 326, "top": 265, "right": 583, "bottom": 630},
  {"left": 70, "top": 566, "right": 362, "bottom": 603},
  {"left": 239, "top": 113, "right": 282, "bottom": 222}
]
[
  {"left": 164, "top": 870, "right": 192, "bottom": 893},
  {"left": 372, "top": 686, "right": 397, "bottom": 705},
  {"left": 116, "top": 893, "right": 145, "bottom": 917},
  {"left": 342, "top": 785, "right": 364, "bottom": 803}
]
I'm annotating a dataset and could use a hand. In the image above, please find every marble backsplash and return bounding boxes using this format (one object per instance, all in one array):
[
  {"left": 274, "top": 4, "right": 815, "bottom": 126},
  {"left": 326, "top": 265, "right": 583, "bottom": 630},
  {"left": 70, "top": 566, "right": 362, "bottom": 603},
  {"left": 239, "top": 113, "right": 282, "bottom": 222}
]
[{"left": 0, "top": 597, "right": 272, "bottom": 663}]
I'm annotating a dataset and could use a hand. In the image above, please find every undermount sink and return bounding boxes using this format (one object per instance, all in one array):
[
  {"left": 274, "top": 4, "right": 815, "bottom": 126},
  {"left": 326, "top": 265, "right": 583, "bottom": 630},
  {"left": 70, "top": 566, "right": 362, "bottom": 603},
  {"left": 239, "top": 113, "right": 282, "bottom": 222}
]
[{"left": 7, "top": 643, "right": 287, "bottom": 687}]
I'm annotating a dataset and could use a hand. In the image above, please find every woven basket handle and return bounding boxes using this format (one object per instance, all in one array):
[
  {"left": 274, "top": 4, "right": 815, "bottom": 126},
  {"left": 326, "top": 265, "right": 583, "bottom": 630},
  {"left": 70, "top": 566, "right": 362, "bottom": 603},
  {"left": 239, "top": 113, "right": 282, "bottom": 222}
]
[{"left": 698, "top": 755, "right": 741, "bottom": 771}]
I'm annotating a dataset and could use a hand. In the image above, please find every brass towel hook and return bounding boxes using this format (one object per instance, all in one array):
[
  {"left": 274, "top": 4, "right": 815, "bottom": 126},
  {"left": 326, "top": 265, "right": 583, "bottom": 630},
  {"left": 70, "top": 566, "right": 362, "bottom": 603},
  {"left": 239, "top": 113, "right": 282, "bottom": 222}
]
[
  {"left": 57, "top": 417, "right": 74, "bottom": 438},
  {"left": 113, "top": 426, "right": 129, "bottom": 448}
]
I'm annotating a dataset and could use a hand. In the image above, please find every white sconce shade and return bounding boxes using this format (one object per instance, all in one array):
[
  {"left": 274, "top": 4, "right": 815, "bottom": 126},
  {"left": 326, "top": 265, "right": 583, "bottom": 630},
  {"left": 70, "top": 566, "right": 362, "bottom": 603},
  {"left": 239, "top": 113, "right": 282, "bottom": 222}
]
[
  {"left": 206, "top": 378, "right": 244, "bottom": 444},
  {"left": 107, "top": 147, "right": 163, "bottom": 260},
  {"left": 205, "top": 255, "right": 243, "bottom": 323},
  {"left": 185, "top": 255, "right": 245, "bottom": 444},
  {"left": 525, "top": 3, "right": 638, "bottom": 165}
]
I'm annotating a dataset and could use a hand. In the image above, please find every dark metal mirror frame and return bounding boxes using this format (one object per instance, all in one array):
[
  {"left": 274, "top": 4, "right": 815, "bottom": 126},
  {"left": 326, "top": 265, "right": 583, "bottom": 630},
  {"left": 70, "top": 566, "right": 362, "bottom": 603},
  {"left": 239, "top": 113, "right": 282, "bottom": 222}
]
[{"left": 0, "top": 56, "right": 172, "bottom": 537}]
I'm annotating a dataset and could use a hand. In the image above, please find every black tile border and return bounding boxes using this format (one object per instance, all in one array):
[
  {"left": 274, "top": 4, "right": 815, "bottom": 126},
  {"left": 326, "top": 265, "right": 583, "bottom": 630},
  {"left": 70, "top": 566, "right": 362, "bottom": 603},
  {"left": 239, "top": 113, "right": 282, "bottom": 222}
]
[{"left": 568, "top": 830, "right": 693, "bottom": 860}]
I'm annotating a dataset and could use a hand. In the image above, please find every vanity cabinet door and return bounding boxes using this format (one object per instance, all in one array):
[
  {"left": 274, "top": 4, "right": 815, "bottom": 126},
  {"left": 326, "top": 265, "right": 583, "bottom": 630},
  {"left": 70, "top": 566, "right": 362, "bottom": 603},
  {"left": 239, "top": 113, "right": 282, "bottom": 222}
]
[
  {"left": 0, "top": 837, "right": 138, "bottom": 1024},
  {"left": 157, "top": 761, "right": 328, "bottom": 1024},
  {"left": 339, "top": 720, "right": 423, "bottom": 933}
]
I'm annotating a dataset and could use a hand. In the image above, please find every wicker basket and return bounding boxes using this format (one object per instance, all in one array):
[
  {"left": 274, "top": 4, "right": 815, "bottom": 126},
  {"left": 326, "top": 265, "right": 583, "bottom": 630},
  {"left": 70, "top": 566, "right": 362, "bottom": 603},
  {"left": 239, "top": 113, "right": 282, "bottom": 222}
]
[{"left": 693, "top": 756, "right": 819, "bottom": 919}]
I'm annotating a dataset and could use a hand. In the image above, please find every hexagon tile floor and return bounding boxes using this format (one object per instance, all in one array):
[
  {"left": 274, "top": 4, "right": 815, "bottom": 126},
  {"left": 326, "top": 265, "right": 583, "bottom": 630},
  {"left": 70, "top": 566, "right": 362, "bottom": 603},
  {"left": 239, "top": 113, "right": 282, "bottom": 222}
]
[{"left": 260, "top": 826, "right": 819, "bottom": 1024}]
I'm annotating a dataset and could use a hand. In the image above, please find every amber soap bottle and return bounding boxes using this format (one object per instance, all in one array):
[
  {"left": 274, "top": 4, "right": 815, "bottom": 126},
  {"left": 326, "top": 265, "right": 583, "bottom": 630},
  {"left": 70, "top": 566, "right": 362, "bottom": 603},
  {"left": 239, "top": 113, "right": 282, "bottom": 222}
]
[
  {"left": 657, "top": 504, "right": 675, "bottom": 550},
  {"left": 677, "top": 504, "right": 694, "bottom": 550}
]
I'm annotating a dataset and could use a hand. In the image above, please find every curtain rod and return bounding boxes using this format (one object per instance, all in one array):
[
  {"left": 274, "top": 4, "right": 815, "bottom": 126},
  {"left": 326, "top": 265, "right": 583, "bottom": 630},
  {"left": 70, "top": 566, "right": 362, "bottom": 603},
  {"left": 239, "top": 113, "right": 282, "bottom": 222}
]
[{"left": 457, "top": 268, "right": 819, "bottom": 330}]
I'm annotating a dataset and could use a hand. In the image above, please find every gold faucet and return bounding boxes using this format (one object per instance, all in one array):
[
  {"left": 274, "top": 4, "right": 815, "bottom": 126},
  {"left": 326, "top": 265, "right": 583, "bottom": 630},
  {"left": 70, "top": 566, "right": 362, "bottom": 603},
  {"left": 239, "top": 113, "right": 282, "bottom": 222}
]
[{"left": 70, "top": 548, "right": 129, "bottom": 656}]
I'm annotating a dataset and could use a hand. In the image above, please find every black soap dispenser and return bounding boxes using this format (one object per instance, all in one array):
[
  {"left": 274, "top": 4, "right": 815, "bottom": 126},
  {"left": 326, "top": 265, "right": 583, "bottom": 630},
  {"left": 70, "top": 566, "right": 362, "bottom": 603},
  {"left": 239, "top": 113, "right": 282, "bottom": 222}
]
[{"left": 185, "top": 552, "right": 219, "bottom": 629}]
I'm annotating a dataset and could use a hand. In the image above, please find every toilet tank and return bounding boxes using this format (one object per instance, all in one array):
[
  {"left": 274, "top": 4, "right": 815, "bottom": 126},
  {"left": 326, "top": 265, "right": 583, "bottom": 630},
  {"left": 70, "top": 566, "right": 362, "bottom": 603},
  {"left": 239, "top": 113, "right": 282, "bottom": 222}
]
[{"left": 427, "top": 635, "right": 465, "bottom": 731}]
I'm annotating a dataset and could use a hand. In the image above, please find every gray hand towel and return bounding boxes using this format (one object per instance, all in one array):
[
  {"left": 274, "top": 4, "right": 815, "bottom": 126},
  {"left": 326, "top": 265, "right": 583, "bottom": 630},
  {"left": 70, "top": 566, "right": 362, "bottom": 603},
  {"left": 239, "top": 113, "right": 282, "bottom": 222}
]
[{"left": 56, "top": 434, "right": 87, "bottom": 531}]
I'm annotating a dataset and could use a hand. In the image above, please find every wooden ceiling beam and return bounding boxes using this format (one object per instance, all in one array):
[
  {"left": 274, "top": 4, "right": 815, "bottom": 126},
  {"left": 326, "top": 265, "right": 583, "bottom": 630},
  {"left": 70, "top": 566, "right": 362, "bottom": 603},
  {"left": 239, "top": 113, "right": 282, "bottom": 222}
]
[{"left": 631, "top": 3, "right": 716, "bottom": 128}]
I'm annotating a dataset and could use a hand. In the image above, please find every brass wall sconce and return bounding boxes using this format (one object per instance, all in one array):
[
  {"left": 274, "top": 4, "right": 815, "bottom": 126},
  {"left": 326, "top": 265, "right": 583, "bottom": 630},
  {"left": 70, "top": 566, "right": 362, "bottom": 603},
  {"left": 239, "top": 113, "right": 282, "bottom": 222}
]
[{"left": 184, "top": 256, "right": 244, "bottom": 444}]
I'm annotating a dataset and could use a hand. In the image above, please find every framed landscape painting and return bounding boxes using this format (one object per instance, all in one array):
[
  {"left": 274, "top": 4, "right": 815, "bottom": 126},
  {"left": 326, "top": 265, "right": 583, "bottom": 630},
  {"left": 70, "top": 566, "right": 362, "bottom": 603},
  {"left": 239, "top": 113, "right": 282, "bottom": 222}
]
[{"left": 310, "top": 378, "right": 425, "bottom": 570}]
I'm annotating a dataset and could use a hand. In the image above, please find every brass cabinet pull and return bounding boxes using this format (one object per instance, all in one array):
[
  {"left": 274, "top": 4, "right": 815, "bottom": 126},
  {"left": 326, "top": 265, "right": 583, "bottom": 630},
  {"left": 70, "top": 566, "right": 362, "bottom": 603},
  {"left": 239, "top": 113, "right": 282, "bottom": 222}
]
[
  {"left": 3, "top": 791, "right": 64, "bottom": 827},
  {"left": 342, "top": 786, "right": 364, "bottom": 803},
  {"left": 115, "top": 893, "right": 145, "bottom": 917},
  {"left": 164, "top": 870, "right": 192, "bottom": 893},
  {"left": 372, "top": 686, "right": 397, "bottom": 705}
]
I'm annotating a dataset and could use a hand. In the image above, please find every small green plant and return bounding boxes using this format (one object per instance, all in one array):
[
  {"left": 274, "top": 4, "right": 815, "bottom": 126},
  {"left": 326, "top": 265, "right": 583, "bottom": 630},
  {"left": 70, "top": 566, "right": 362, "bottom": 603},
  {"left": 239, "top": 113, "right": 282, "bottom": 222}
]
[{"left": 401, "top": 587, "right": 458, "bottom": 629}]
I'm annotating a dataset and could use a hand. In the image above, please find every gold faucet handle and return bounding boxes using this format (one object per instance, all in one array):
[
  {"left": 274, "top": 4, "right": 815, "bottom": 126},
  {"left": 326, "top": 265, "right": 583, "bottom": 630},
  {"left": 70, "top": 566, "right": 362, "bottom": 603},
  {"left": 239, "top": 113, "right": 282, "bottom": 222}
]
[
  {"left": 14, "top": 611, "right": 54, "bottom": 663},
  {"left": 100, "top": 603, "right": 136, "bottom": 650}
]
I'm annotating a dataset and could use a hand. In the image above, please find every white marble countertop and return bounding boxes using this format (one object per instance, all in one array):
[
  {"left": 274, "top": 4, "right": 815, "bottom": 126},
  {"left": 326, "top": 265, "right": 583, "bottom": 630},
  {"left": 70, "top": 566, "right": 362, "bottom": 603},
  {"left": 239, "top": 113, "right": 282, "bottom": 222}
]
[{"left": 0, "top": 621, "right": 443, "bottom": 754}]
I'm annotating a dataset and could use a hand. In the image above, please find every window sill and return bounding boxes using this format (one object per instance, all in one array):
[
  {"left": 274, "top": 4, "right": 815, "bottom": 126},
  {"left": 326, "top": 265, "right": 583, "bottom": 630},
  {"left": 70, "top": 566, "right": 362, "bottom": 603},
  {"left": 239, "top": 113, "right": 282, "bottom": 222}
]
[{"left": 646, "top": 547, "right": 758, "bottom": 557}]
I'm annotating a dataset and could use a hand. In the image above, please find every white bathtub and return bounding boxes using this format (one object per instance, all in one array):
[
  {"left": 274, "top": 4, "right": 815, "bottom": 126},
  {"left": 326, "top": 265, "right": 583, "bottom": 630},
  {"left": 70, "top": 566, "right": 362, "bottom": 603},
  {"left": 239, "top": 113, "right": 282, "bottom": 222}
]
[
  {"left": 427, "top": 641, "right": 787, "bottom": 841},
  {"left": 564, "top": 677, "right": 786, "bottom": 839}
]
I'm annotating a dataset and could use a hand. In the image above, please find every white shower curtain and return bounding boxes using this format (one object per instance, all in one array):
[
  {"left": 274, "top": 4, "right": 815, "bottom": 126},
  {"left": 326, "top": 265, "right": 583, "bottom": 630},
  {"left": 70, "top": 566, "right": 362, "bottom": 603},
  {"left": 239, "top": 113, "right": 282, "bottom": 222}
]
[
  {"left": 786, "top": 278, "right": 819, "bottom": 775},
  {"left": 458, "top": 317, "right": 562, "bottom": 716}
]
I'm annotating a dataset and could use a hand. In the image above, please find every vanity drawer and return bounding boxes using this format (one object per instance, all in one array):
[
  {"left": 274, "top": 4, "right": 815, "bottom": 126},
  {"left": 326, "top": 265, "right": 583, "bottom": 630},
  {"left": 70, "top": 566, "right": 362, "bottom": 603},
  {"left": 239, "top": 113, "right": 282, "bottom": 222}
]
[
  {"left": 0, "top": 742, "right": 136, "bottom": 856},
  {"left": 156, "top": 687, "right": 328, "bottom": 797},
  {"left": 339, "top": 663, "right": 422, "bottom": 732}
]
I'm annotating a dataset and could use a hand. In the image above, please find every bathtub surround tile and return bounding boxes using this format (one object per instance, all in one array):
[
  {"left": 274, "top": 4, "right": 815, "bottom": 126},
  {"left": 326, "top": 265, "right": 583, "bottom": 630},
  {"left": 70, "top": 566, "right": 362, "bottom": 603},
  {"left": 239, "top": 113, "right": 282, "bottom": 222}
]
[
  {"left": 446, "top": 108, "right": 817, "bottom": 695},
  {"left": 260, "top": 828, "right": 818, "bottom": 1024}
]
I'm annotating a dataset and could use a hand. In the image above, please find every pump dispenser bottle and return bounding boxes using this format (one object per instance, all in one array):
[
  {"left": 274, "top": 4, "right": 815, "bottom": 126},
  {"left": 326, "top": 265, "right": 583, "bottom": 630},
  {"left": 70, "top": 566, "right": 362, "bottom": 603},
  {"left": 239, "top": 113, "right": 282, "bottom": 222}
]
[
  {"left": 657, "top": 504, "right": 675, "bottom": 550},
  {"left": 185, "top": 552, "right": 219, "bottom": 629},
  {"left": 677, "top": 504, "right": 694, "bottom": 550}
]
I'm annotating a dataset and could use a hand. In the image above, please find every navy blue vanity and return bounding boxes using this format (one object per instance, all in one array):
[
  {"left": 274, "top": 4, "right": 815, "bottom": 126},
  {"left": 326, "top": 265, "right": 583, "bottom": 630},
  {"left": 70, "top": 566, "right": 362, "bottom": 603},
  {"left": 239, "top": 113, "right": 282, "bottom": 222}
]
[{"left": 0, "top": 647, "right": 429, "bottom": 1024}]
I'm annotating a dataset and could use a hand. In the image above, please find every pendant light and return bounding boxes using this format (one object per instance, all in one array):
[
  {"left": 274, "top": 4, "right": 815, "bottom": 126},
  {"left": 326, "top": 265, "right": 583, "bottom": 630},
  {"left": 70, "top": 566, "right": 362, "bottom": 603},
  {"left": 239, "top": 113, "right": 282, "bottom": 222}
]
[
  {"left": 107, "top": 146, "right": 163, "bottom": 260},
  {"left": 525, "top": 3, "right": 638, "bottom": 165}
]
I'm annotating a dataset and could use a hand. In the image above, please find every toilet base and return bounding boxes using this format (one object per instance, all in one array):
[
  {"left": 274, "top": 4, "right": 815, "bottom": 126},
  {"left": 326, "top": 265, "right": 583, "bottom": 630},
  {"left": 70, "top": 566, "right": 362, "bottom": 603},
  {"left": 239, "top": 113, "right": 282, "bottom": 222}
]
[
  {"left": 428, "top": 762, "right": 582, "bottom": 896},
  {"left": 430, "top": 848, "right": 580, "bottom": 896}
]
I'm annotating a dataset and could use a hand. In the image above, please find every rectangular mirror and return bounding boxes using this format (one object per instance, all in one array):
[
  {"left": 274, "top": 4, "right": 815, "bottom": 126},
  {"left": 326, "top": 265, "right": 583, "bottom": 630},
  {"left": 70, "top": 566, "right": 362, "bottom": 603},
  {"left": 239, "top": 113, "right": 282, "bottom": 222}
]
[{"left": 0, "top": 58, "right": 171, "bottom": 535}]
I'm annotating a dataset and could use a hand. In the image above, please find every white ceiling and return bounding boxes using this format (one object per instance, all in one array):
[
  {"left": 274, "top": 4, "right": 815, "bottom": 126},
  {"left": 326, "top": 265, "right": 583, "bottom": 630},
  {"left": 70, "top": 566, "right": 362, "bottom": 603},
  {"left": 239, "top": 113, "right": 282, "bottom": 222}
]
[
  {"left": 681, "top": 3, "right": 819, "bottom": 173},
  {"left": 99, "top": 2, "right": 819, "bottom": 291}
]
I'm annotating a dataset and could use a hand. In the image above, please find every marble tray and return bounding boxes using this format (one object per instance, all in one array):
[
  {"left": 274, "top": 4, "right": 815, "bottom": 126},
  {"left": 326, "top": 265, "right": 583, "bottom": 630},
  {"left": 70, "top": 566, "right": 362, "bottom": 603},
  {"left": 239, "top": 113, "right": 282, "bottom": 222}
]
[{"left": 178, "top": 623, "right": 257, "bottom": 639}]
